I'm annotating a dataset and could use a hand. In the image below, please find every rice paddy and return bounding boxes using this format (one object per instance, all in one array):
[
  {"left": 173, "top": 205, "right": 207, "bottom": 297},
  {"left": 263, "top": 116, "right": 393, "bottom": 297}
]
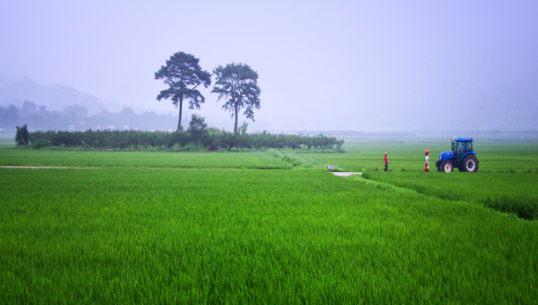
[{"left": 1, "top": 139, "right": 537, "bottom": 304}]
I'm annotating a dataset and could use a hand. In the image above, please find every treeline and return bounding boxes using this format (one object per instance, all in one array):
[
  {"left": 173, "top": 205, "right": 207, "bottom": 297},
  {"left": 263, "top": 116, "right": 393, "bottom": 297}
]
[
  {"left": 27, "top": 129, "right": 344, "bottom": 151},
  {"left": 0, "top": 101, "right": 178, "bottom": 131}
]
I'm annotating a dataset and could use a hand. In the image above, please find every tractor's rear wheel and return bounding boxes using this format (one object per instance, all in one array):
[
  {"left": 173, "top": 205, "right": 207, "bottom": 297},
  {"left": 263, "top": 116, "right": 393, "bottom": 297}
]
[
  {"left": 441, "top": 160, "right": 453, "bottom": 173},
  {"left": 463, "top": 155, "right": 479, "bottom": 172}
]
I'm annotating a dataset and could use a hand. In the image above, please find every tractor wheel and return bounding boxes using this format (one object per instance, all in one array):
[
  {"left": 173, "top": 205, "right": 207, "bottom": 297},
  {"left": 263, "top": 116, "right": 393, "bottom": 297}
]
[
  {"left": 441, "top": 160, "right": 453, "bottom": 173},
  {"left": 462, "top": 155, "right": 479, "bottom": 172}
]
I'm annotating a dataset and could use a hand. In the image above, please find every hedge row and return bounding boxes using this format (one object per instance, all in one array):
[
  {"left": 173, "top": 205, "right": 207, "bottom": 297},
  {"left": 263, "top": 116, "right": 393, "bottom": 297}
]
[{"left": 28, "top": 130, "right": 344, "bottom": 151}]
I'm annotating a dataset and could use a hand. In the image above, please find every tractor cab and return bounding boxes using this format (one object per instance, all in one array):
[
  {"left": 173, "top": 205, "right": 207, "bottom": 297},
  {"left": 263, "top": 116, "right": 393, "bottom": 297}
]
[
  {"left": 452, "top": 139, "right": 473, "bottom": 162},
  {"left": 436, "top": 138, "right": 479, "bottom": 172}
]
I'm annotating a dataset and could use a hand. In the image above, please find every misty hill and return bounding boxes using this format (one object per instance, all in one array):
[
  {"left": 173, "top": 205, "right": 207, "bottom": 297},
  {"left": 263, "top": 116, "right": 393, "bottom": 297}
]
[
  {"left": 0, "top": 77, "right": 108, "bottom": 115},
  {"left": 1, "top": 76, "right": 536, "bottom": 132},
  {"left": 0, "top": 101, "right": 180, "bottom": 132}
]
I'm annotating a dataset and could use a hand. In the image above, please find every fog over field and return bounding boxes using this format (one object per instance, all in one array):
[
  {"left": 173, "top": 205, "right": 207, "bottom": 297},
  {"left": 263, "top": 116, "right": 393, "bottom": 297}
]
[{"left": 1, "top": 0, "right": 537, "bottom": 132}]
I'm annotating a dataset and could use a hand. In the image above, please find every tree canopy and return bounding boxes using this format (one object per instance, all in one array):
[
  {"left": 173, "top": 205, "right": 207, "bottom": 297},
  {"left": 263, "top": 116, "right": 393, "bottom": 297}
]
[
  {"left": 188, "top": 114, "right": 208, "bottom": 147},
  {"left": 211, "top": 63, "right": 261, "bottom": 133},
  {"left": 155, "top": 52, "right": 211, "bottom": 131}
]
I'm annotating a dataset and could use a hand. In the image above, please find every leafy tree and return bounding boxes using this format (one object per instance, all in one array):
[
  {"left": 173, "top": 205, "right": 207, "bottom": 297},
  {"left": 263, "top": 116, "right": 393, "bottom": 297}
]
[
  {"left": 238, "top": 122, "right": 248, "bottom": 135},
  {"left": 63, "top": 104, "right": 88, "bottom": 118},
  {"left": 212, "top": 63, "right": 261, "bottom": 133},
  {"left": 188, "top": 114, "right": 208, "bottom": 147},
  {"left": 21, "top": 101, "right": 37, "bottom": 116},
  {"left": 5, "top": 105, "right": 18, "bottom": 127},
  {"left": 155, "top": 52, "right": 211, "bottom": 131},
  {"left": 15, "top": 124, "right": 29, "bottom": 145}
]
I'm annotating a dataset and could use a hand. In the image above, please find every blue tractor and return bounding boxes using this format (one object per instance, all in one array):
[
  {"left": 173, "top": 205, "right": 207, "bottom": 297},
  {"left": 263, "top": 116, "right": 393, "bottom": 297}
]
[{"left": 435, "top": 138, "right": 479, "bottom": 173}]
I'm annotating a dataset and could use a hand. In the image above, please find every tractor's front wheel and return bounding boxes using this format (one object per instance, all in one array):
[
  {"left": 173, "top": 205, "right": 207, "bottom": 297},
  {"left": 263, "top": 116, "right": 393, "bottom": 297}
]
[
  {"left": 441, "top": 160, "right": 453, "bottom": 173},
  {"left": 463, "top": 155, "right": 479, "bottom": 172}
]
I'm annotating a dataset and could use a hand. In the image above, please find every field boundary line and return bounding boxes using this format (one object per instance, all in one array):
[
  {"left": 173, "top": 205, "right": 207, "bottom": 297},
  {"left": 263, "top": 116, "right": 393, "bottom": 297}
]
[
  {"left": 0, "top": 166, "right": 297, "bottom": 170},
  {"left": 0, "top": 166, "right": 98, "bottom": 169}
]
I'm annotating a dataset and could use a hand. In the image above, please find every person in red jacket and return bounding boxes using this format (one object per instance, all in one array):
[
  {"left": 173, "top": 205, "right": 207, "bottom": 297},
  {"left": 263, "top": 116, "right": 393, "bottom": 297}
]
[{"left": 384, "top": 152, "right": 389, "bottom": 171}]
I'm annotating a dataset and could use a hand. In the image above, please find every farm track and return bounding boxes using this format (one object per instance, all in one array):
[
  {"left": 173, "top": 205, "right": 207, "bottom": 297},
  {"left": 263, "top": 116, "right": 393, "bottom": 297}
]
[
  {"left": 0, "top": 166, "right": 97, "bottom": 169},
  {"left": 0, "top": 166, "right": 293, "bottom": 171}
]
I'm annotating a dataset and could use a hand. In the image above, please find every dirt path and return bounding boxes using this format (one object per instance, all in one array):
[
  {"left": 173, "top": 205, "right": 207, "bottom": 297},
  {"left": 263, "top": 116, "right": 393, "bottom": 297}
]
[
  {"left": 331, "top": 172, "right": 362, "bottom": 177},
  {"left": 0, "top": 166, "right": 97, "bottom": 169}
]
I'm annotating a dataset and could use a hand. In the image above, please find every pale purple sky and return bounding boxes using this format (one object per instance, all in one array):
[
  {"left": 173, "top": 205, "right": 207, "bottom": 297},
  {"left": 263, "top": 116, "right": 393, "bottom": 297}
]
[{"left": 1, "top": 0, "right": 537, "bottom": 131}]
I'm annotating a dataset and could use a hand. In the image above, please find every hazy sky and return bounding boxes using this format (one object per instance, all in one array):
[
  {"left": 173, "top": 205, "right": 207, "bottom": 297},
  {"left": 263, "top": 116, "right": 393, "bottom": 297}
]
[{"left": 1, "top": 0, "right": 537, "bottom": 131}]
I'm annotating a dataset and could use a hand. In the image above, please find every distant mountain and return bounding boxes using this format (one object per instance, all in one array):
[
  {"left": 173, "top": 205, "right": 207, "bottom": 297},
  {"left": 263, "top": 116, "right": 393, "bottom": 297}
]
[{"left": 0, "top": 77, "right": 107, "bottom": 114}]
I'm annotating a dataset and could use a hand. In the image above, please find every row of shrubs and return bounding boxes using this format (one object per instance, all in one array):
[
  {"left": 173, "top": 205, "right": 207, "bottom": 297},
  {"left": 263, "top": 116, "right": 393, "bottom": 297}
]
[{"left": 23, "top": 128, "right": 345, "bottom": 151}]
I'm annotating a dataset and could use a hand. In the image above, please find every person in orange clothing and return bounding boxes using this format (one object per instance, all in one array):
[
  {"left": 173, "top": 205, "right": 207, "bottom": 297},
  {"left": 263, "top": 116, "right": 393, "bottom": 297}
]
[{"left": 424, "top": 149, "right": 430, "bottom": 172}]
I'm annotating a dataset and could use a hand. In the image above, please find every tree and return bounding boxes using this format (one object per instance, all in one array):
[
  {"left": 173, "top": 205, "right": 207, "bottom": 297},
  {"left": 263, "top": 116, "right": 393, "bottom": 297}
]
[
  {"left": 188, "top": 114, "right": 208, "bottom": 147},
  {"left": 63, "top": 104, "right": 88, "bottom": 118},
  {"left": 4, "top": 105, "right": 18, "bottom": 127},
  {"left": 238, "top": 122, "right": 248, "bottom": 135},
  {"left": 15, "top": 124, "right": 29, "bottom": 145},
  {"left": 155, "top": 52, "right": 211, "bottom": 131},
  {"left": 21, "top": 101, "right": 37, "bottom": 116},
  {"left": 212, "top": 63, "right": 261, "bottom": 133}
]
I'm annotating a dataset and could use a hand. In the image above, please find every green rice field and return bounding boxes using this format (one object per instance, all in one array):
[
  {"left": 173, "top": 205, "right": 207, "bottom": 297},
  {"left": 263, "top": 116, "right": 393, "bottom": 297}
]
[
  {"left": 364, "top": 171, "right": 538, "bottom": 204},
  {"left": 1, "top": 139, "right": 538, "bottom": 303},
  {"left": 0, "top": 149, "right": 291, "bottom": 169},
  {"left": 314, "top": 139, "right": 538, "bottom": 173}
]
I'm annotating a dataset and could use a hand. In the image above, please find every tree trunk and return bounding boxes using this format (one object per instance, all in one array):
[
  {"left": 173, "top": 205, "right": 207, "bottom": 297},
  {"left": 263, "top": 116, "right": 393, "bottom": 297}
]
[
  {"left": 234, "top": 104, "right": 238, "bottom": 133},
  {"left": 177, "top": 98, "right": 183, "bottom": 132}
]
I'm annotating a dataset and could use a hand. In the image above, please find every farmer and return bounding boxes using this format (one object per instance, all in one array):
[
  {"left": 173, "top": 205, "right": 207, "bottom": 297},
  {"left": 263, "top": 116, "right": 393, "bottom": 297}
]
[
  {"left": 424, "top": 149, "right": 430, "bottom": 172},
  {"left": 384, "top": 152, "right": 389, "bottom": 171}
]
